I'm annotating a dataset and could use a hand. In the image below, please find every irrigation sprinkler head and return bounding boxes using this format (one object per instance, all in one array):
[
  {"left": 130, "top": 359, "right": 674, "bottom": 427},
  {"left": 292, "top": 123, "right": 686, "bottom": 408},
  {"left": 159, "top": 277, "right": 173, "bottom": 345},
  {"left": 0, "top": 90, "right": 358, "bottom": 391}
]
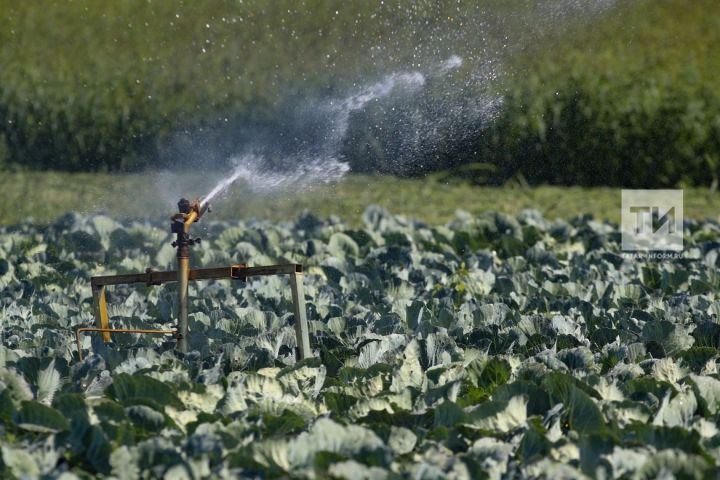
[
  {"left": 176, "top": 197, "right": 209, "bottom": 221},
  {"left": 171, "top": 197, "right": 208, "bottom": 257},
  {"left": 177, "top": 197, "right": 192, "bottom": 214}
]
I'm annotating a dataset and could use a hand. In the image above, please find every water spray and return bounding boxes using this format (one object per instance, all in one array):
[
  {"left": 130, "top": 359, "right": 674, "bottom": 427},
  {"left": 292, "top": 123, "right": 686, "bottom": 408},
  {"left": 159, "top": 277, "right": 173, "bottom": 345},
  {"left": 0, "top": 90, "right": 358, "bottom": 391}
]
[
  {"left": 76, "top": 198, "right": 312, "bottom": 361},
  {"left": 75, "top": 56, "right": 473, "bottom": 360},
  {"left": 192, "top": 56, "right": 465, "bottom": 206}
]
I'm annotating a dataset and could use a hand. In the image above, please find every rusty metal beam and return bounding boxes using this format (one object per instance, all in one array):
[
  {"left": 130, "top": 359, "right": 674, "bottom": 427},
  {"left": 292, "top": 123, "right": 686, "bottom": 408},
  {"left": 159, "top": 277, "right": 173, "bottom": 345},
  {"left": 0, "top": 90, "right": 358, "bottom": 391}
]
[
  {"left": 91, "top": 264, "right": 302, "bottom": 287},
  {"left": 236, "top": 264, "right": 302, "bottom": 277}
]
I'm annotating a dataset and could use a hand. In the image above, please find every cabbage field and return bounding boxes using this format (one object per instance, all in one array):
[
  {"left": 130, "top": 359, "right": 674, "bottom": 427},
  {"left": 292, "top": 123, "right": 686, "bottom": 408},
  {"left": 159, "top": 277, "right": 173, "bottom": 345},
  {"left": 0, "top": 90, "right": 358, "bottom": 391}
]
[{"left": 2, "top": 208, "right": 720, "bottom": 478}]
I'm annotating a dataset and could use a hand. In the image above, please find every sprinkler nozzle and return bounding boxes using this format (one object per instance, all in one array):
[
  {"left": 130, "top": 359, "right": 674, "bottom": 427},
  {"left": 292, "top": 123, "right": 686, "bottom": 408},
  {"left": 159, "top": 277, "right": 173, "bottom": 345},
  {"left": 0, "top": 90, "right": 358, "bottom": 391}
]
[
  {"left": 171, "top": 197, "right": 209, "bottom": 257},
  {"left": 176, "top": 197, "right": 208, "bottom": 220}
]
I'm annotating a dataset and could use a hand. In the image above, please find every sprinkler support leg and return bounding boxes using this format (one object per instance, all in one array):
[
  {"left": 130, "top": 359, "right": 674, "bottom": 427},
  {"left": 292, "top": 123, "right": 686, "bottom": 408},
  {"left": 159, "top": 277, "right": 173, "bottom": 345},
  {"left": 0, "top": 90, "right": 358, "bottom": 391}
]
[
  {"left": 173, "top": 200, "right": 199, "bottom": 353},
  {"left": 290, "top": 271, "right": 311, "bottom": 360},
  {"left": 177, "top": 256, "right": 190, "bottom": 353}
]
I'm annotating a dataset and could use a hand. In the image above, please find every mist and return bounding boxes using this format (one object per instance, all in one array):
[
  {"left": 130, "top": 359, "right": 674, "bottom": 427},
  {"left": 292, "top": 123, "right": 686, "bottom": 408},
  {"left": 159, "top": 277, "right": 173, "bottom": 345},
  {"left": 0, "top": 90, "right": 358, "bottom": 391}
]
[{"left": 138, "top": 0, "right": 621, "bottom": 213}]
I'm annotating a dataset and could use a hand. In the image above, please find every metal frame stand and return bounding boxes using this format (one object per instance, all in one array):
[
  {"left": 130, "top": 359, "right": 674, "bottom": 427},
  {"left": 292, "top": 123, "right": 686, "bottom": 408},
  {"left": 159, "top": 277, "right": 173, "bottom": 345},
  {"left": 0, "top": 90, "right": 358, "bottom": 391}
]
[{"left": 76, "top": 263, "right": 311, "bottom": 361}]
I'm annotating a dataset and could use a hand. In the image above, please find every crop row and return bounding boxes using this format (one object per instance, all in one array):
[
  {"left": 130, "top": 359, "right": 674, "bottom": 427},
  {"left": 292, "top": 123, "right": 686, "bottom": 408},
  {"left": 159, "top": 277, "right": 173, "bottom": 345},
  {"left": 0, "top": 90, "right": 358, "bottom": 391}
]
[{"left": 1, "top": 208, "right": 720, "bottom": 476}]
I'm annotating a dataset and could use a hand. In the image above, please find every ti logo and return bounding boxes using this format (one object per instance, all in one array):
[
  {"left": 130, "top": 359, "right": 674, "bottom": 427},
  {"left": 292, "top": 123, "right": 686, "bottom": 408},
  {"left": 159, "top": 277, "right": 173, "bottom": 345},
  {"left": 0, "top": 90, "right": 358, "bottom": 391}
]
[{"left": 622, "top": 190, "right": 683, "bottom": 252}]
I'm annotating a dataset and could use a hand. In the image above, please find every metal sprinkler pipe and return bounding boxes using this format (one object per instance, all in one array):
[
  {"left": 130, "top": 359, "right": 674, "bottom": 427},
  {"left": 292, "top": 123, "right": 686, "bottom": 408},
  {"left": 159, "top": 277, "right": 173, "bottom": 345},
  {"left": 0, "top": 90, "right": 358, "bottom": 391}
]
[{"left": 171, "top": 197, "right": 208, "bottom": 352}]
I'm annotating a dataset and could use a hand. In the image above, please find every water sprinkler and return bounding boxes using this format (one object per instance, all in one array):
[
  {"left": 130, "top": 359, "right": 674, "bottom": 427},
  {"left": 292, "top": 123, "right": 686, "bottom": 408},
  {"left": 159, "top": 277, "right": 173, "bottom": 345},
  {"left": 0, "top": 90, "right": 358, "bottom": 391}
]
[
  {"left": 76, "top": 199, "right": 312, "bottom": 361},
  {"left": 171, "top": 197, "right": 207, "bottom": 352}
]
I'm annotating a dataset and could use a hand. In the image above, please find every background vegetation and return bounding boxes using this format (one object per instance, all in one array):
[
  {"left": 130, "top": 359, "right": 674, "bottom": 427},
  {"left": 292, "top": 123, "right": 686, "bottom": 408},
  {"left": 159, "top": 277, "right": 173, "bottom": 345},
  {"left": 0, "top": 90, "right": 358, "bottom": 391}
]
[
  {"left": 0, "top": 0, "right": 473, "bottom": 171},
  {"left": 0, "top": 0, "right": 719, "bottom": 187},
  {"left": 343, "top": 0, "right": 720, "bottom": 187},
  {"left": 475, "top": 0, "right": 720, "bottom": 187}
]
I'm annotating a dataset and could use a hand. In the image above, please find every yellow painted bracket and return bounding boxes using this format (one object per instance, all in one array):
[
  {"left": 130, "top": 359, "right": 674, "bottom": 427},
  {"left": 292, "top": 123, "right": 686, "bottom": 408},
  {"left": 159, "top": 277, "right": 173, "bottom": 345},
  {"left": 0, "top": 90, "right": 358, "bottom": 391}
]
[{"left": 91, "top": 284, "right": 111, "bottom": 342}]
